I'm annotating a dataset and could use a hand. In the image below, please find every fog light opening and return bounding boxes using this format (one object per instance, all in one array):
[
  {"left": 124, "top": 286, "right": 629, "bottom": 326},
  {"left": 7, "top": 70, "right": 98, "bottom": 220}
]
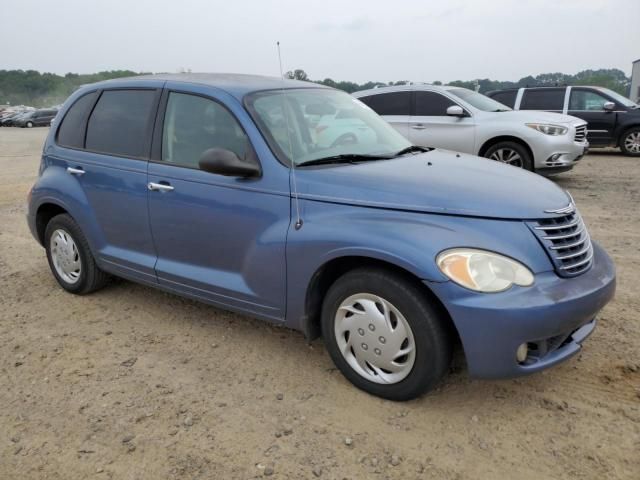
[{"left": 516, "top": 343, "right": 528, "bottom": 363}]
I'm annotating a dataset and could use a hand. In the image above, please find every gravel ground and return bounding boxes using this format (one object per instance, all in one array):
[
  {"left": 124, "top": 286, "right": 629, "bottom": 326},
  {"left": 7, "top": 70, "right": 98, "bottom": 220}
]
[{"left": 1, "top": 128, "right": 639, "bottom": 480}]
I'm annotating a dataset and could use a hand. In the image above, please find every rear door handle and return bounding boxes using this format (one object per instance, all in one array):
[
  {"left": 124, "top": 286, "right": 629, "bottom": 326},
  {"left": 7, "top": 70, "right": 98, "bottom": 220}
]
[
  {"left": 148, "top": 182, "right": 174, "bottom": 192},
  {"left": 67, "top": 167, "right": 85, "bottom": 175},
  {"left": 411, "top": 124, "right": 427, "bottom": 130}
]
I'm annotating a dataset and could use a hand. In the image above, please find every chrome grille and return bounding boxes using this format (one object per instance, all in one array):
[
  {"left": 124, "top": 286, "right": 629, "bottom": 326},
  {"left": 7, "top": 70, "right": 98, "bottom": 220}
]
[
  {"left": 528, "top": 211, "right": 593, "bottom": 277},
  {"left": 574, "top": 125, "right": 587, "bottom": 143}
]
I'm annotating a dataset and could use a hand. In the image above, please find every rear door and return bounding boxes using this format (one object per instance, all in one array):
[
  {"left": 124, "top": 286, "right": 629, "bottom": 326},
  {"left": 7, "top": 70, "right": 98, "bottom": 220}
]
[
  {"left": 357, "top": 90, "right": 412, "bottom": 138},
  {"left": 146, "top": 86, "right": 289, "bottom": 320},
  {"left": 55, "top": 85, "right": 162, "bottom": 282},
  {"left": 409, "top": 90, "right": 475, "bottom": 153},
  {"left": 568, "top": 88, "right": 617, "bottom": 146}
]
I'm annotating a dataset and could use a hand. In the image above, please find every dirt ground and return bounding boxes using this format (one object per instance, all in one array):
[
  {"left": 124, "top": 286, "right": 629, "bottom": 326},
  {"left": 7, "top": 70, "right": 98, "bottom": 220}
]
[{"left": 1, "top": 127, "right": 638, "bottom": 480}]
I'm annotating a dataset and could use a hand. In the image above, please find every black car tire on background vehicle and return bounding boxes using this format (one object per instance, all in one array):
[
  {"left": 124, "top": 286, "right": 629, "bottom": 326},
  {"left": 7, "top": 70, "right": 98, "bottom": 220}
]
[
  {"left": 620, "top": 127, "right": 640, "bottom": 157},
  {"left": 44, "top": 214, "right": 110, "bottom": 294},
  {"left": 26, "top": 121, "right": 33, "bottom": 128},
  {"left": 321, "top": 267, "right": 452, "bottom": 401},
  {"left": 484, "top": 141, "right": 533, "bottom": 171}
]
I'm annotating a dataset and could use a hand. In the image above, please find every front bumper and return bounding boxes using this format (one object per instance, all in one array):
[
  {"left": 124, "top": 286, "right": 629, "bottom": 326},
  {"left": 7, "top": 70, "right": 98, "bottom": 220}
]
[
  {"left": 426, "top": 241, "right": 616, "bottom": 379},
  {"left": 530, "top": 133, "right": 589, "bottom": 174}
]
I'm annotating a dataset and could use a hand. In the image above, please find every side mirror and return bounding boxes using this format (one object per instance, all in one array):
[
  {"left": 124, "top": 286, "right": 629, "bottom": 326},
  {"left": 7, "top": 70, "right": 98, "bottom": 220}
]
[
  {"left": 198, "top": 148, "right": 261, "bottom": 178},
  {"left": 603, "top": 101, "right": 615, "bottom": 112},
  {"left": 446, "top": 105, "right": 466, "bottom": 117}
]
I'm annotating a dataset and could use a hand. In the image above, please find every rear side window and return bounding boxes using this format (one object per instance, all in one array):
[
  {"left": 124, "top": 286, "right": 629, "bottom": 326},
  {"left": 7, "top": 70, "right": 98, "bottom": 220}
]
[
  {"left": 490, "top": 91, "right": 517, "bottom": 108},
  {"left": 161, "top": 92, "right": 251, "bottom": 169},
  {"left": 414, "top": 91, "right": 456, "bottom": 116},
  {"left": 86, "top": 89, "right": 157, "bottom": 158},
  {"left": 57, "top": 91, "right": 98, "bottom": 149},
  {"left": 359, "top": 92, "right": 411, "bottom": 116},
  {"left": 520, "top": 89, "right": 565, "bottom": 110}
]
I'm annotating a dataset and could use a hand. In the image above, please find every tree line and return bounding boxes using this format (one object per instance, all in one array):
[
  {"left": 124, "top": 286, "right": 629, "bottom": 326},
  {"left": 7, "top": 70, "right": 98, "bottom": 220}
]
[{"left": 0, "top": 67, "right": 631, "bottom": 108}]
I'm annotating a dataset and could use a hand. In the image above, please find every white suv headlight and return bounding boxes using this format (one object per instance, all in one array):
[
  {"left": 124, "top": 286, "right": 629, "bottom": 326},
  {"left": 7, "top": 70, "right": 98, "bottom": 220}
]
[
  {"left": 436, "top": 249, "right": 534, "bottom": 293},
  {"left": 526, "top": 123, "right": 568, "bottom": 136}
]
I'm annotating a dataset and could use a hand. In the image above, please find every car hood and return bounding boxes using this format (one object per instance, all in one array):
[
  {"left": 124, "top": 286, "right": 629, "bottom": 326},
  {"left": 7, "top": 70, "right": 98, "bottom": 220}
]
[
  {"left": 495, "top": 110, "right": 585, "bottom": 125},
  {"left": 295, "top": 150, "right": 572, "bottom": 220}
]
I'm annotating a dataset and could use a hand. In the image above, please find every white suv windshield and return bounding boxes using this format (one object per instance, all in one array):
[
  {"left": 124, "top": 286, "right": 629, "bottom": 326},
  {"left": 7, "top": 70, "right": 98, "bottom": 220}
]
[
  {"left": 448, "top": 88, "right": 512, "bottom": 112},
  {"left": 246, "top": 88, "right": 412, "bottom": 166}
]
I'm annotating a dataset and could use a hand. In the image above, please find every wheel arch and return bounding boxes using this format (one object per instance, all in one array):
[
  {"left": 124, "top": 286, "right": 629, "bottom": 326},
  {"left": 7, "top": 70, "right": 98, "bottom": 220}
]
[
  {"left": 35, "top": 202, "right": 69, "bottom": 246},
  {"left": 301, "top": 255, "right": 461, "bottom": 348},
  {"left": 478, "top": 135, "right": 534, "bottom": 163},
  {"left": 617, "top": 124, "right": 640, "bottom": 148}
]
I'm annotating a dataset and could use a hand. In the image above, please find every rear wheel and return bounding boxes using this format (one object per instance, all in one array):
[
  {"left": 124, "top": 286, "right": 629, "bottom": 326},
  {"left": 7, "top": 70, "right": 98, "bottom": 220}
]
[
  {"left": 45, "top": 214, "right": 109, "bottom": 294},
  {"left": 620, "top": 127, "right": 640, "bottom": 156},
  {"left": 26, "top": 121, "right": 33, "bottom": 128},
  {"left": 321, "top": 268, "right": 452, "bottom": 401},
  {"left": 484, "top": 141, "right": 533, "bottom": 170}
]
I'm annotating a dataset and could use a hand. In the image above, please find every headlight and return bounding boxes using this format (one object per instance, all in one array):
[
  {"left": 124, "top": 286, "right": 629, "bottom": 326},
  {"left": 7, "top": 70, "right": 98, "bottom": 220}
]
[
  {"left": 436, "top": 248, "right": 534, "bottom": 293},
  {"left": 526, "top": 123, "right": 568, "bottom": 136}
]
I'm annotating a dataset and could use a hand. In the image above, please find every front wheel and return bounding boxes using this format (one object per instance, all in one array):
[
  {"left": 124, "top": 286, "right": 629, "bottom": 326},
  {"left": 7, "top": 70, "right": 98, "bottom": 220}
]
[
  {"left": 484, "top": 141, "right": 533, "bottom": 170},
  {"left": 26, "top": 121, "right": 34, "bottom": 128},
  {"left": 620, "top": 127, "right": 640, "bottom": 156},
  {"left": 45, "top": 214, "right": 110, "bottom": 294},
  {"left": 321, "top": 268, "right": 452, "bottom": 401}
]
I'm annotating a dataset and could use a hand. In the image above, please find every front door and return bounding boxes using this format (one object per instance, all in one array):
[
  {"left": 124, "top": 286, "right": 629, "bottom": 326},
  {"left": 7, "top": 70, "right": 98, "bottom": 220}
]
[
  {"left": 568, "top": 88, "right": 617, "bottom": 146},
  {"left": 409, "top": 90, "right": 475, "bottom": 153},
  {"left": 147, "top": 89, "right": 289, "bottom": 320}
]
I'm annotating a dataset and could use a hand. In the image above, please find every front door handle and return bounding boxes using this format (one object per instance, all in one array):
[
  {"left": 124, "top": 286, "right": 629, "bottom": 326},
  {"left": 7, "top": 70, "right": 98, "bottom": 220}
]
[
  {"left": 67, "top": 167, "right": 85, "bottom": 175},
  {"left": 411, "top": 124, "right": 427, "bottom": 130},
  {"left": 148, "top": 182, "right": 174, "bottom": 192}
]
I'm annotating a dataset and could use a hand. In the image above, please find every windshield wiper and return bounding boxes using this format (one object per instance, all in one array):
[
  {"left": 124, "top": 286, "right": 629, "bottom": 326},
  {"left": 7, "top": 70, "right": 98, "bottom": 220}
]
[
  {"left": 297, "top": 153, "right": 392, "bottom": 167},
  {"left": 393, "top": 145, "right": 431, "bottom": 156},
  {"left": 493, "top": 108, "right": 510, "bottom": 112}
]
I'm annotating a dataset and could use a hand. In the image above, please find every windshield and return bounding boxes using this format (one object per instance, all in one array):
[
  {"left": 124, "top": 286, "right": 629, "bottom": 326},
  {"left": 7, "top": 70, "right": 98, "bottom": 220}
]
[
  {"left": 245, "top": 88, "right": 412, "bottom": 166},
  {"left": 447, "top": 88, "right": 512, "bottom": 112},
  {"left": 595, "top": 87, "right": 638, "bottom": 108}
]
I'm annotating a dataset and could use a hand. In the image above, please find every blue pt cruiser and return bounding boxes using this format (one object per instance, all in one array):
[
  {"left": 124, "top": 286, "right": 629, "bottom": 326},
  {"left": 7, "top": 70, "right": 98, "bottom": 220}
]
[{"left": 27, "top": 74, "right": 616, "bottom": 400}]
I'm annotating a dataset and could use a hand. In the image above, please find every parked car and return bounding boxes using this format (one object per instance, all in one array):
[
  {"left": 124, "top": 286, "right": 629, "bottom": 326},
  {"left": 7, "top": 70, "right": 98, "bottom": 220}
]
[
  {"left": 27, "top": 74, "right": 616, "bottom": 400},
  {"left": 353, "top": 84, "right": 589, "bottom": 175},
  {"left": 15, "top": 108, "right": 58, "bottom": 128},
  {"left": 1, "top": 111, "right": 27, "bottom": 127},
  {"left": 486, "top": 86, "right": 640, "bottom": 156}
]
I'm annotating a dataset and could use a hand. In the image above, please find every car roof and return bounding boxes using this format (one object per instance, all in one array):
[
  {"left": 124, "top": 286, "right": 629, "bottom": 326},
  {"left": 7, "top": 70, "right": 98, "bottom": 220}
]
[
  {"left": 352, "top": 83, "right": 469, "bottom": 97},
  {"left": 86, "top": 73, "right": 331, "bottom": 100}
]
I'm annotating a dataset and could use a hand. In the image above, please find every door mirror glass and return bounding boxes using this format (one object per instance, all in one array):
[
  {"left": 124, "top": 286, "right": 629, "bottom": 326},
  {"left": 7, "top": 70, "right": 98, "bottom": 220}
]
[
  {"left": 446, "top": 105, "right": 465, "bottom": 117},
  {"left": 603, "top": 101, "right": 615, "bottom": 111},
  {"left": 198, "top": 148, "right": 261, "bottom": 178}
]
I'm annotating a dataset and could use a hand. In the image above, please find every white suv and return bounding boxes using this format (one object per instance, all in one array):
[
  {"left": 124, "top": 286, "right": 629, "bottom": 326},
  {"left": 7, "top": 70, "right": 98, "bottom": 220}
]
[{"left": 353, "top": 84, "right": 589, "bottom": 175}]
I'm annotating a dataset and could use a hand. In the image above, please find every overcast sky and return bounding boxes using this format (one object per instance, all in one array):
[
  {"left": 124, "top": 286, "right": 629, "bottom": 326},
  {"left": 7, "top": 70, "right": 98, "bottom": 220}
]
[{"left": 4, "top": 0, "right": 639, "bottom": 83}]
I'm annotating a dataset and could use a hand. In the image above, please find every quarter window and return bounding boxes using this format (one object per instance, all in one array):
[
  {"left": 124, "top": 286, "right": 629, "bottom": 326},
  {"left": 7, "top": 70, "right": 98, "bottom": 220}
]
[
  {"left": 414, "top": 91, "right": 457, "bottom": 116},
  {"left": 57, "top": 91, "right": 98, "bottom": 148},
  {"left": 85, "top": 89, "right": 157, "bottom": 158},
  {"left": 359, "top": 92, "right": 411, "bottom": 116},
  {"left": 569, "top": 90, "right": 610, "bottom": 111},
  {"left": 161, "top": 92, "right": 251, "bottom": 169},
  {"left": 520, "top": 89, "right": 565, "bottom": 110}
]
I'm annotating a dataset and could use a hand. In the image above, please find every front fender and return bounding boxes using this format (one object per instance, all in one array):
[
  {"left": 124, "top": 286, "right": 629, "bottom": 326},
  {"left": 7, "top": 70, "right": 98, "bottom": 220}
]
[{"left": 284, "top": 199, "right": 554, "bottom": 331}]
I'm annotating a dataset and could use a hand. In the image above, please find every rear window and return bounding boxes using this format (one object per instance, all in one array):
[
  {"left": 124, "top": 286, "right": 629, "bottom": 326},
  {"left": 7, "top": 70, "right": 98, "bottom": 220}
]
[
  {"left": 85, "top": 89, "right": 157, "bottom": 158},
  {"left": 57, "top": 91, "right": 98, "bottom": 149},
  {"left": 520, "top": 89, "right": 565, "bottom": 111},
  {"left": 359, "top": 92, "right": 411, "bottom": 116},
  {"left": 489, "top": 90, "right": 517, "bottom": 108}
]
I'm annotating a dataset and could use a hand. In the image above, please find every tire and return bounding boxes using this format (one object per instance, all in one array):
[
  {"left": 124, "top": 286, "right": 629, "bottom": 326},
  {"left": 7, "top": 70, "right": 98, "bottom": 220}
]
[
  {"left": 484, "top": 141, "right": 533, "bottom": 171},
  {"left": 321, "top": 268, "right": 452, "bottom": 401},
  {"left": 44, "top": 214, "right": 110, "bottom": 294},
  {"left": 26, "top": 121, "right": 33, "bottom": 128},
  {"left": 620, "top": 127, "right": 640, "bottom": 157}
]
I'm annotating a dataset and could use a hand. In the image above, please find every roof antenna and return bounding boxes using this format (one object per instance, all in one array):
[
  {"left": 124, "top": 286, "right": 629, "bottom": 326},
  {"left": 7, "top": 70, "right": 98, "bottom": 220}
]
[{"left": 277, "top": 41, "right": 303, "bottom": 230}]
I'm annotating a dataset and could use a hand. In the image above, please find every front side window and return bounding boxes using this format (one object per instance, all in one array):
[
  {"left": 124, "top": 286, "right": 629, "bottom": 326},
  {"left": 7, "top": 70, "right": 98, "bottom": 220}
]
[
  {"left": 569, "top": 89, "right": 609, "bottom": 111},
  {"left": 520, "top": 89, "right": 565, "bottom": 110},
  {"left": 414, "top": 91, "right": 457, "bottom": 116},
  {"left": 161, "top": 92, "right": 251, "bottom": 168},
  {"left": 246, "top": 88, "right": 411, "bottom": 166},
  {"left": 358, "top": 91, "right": 411, "bottom": 116},
  {"left": 85, "top": 89, "right": 157, "bottom": 158}
]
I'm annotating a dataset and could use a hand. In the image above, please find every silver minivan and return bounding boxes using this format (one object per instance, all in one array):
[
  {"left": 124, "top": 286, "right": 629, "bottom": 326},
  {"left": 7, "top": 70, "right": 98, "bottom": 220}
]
[{"left": 353, "top": 84, "right": 589, "bottom": 175}]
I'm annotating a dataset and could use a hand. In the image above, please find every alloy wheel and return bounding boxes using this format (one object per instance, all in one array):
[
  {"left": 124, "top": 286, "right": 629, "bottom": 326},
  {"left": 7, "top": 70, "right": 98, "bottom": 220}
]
[
  {"left": 624, "top": 132, "right": 640, "bottom": 154},
  {"left": 334, "top": 293, "right": 416, "bottom": 384},
  {"left": 489, "top": 148, "right": 523, "bottom": 167}
]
